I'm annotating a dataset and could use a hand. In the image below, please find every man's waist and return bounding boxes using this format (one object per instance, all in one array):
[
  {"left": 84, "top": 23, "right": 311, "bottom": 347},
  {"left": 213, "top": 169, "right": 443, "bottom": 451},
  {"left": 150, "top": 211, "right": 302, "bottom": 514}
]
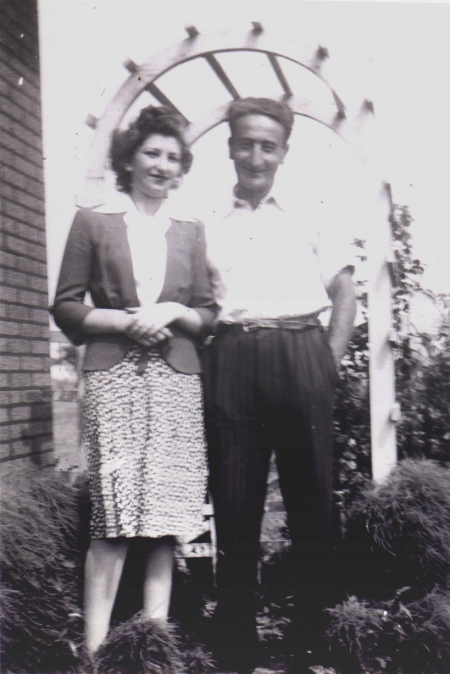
[{"left": 215, "top": 314, "right": 322, "bottom": 334}]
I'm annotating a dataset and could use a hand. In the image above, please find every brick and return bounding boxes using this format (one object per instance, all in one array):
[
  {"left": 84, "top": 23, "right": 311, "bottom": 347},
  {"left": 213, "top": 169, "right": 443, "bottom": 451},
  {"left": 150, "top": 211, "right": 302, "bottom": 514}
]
[
  {"left": 9, "top": 372, "right": 31, "bottom": 388},
  {"left": 1, "top": 8, "right": 39, "bottom": 59},
  {"left": 0, "top": 373, "right": 9, "bottom": 387},
  {"left": 1, "top": 22, "right": 39, "bottom": 69},
  {"left": 32, "top": 340, "right": 50, "bottom": 355},
  {"left": 0, "top": 77, "right": 41, "bottom": 120},
  {"left": 1, "top": 287, "right": 18, "bottom": 303},
  {"left": 0, "top": 426, "right": 10, "bottom": 443},
  {"left": 6, "top": 423, "right": 23, "bottom": 441},
  {"left": 21, "top": 388, "right": 52, "bottom": 404},
  {"left": 17, "top": 256, "right": 47, "bottom": 277},
  {"left": 2, "top": 97, "right": 42, "bottom": 136},
  {"left": 0, "top": 113, "right": 42, "bottom": 155},
  {"left": 0, "top": 304, "right": 6, "bottom": 319},
  {"left": 13, "top": 237, "right": 47, "bottom": 264},
  {"left": 17, "top": 288, "right": 48, "bottom": 306},
  {"left": 0, "top": 443, "right": 12, "bottom": 461},
  {"left": 0, "top": 132, "right": 43, "bottom": 168},
  {"left": 6, "top": 304, "right": 30, "bottom": 321},
  {"left": 11, "top": 153, "right": 44, "bottom": 184},
  {"left": 29, "top": 308, "right": 49, "bottom": 324},
  {"left": 0, "top": 62, "right": 41, "bottom": 103},
  {"left": 9, "top": 407, "right": 31, "bottom": 423},
  {"left": 0, "top": 409, "right": 9, "bottom": 424},
  {"left": 3, "top": 218, "right": 44, "bottom": 245},
  {"left": 5, "top": 338, "right": 31, "bottom": 354},
  {"left": 31, "top": 372, "right": 51, "bottom": 387},
  {"left": 0, "top": 320, "right": 22, "bottom": 337},
  {"left": 3, "top": 163, "right": 26, "bottom": 189},
  {"left": 5, "top": 269, "right": 29, "bottom": 290},
  {"left": 9, "top": 186, "right": 45, "bottom": 213},
  {"left": 0, "top": 391, "right": 21, "bottom": 406},
  {"left": 8, "top": 439, "right": 30, "bottom": 457},
  {"left": 20, "top": 355, "right": 48, "bottom": 371},
  {"left": 2, "top": 198, "right": 45, "bottom": 227},
  {"left": 0, "top": 355, "right": 21, "bottom": 370},
  {"left": 0, "top": 250, "right": 19, "bottom": 269}
]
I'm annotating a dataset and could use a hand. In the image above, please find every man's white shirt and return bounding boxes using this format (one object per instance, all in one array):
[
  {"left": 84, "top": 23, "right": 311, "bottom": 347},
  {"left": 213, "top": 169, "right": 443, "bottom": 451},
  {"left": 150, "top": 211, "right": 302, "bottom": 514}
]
[{"left": 203, "top": 188, "right": 356, "bottom": 324}]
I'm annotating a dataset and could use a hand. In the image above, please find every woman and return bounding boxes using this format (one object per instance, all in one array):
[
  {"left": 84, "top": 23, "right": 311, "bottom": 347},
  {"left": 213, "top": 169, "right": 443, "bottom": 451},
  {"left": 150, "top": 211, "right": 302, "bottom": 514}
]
[{"left": 52, "top": 106, "right": 216, "bottom": 656}]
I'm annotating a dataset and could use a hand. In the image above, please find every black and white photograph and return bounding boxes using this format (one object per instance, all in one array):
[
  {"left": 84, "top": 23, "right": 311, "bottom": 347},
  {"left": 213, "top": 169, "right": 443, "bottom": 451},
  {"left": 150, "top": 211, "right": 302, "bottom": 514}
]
[{"left": 2, "top": 1, "right": 450, "bottom": 673}]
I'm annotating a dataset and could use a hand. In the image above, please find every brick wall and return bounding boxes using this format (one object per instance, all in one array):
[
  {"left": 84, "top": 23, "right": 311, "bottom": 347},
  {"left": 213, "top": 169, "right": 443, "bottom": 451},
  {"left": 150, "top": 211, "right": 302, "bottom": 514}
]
[{"left": 0, "top": 0, "right": 53, "bottom": 466}]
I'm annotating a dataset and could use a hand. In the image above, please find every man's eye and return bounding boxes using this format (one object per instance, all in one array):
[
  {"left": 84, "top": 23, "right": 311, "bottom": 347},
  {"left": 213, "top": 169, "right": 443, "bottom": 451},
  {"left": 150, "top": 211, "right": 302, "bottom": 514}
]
[
  {"left": 262, "top": 144, "right": 276, "bottom": 153},
  {"left": 168, "top": 155, "right": 181, "bottom": 163}
]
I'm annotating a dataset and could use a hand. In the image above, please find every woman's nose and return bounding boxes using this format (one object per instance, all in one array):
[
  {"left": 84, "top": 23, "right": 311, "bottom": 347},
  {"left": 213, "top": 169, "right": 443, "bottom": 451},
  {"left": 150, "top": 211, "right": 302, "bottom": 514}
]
[{"left": 155, "top": 154, "right": 170, "bottom": 173}]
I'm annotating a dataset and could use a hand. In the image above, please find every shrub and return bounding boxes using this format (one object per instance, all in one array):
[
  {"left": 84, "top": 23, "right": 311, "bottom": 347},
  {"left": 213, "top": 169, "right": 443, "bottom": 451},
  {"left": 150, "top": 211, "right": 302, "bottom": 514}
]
[{"left": 0, "top": 466, "right": 87, "bottom": 674}]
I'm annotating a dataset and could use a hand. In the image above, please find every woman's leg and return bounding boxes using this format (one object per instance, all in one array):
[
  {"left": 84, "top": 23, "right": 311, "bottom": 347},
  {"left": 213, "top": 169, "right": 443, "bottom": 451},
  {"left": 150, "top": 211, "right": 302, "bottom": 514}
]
[
  {"left": 84, "top": 538, "right": 130, "bottom": 655},
  {"left": 142, "top": 536, "right": 175, "bottom": 620}
]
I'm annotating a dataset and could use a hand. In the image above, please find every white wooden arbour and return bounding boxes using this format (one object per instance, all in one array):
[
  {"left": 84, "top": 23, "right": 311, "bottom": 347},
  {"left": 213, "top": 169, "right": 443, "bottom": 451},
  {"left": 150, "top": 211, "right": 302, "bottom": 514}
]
[{"left": 79, "top": 23, "right": 399, "bottom": 483}]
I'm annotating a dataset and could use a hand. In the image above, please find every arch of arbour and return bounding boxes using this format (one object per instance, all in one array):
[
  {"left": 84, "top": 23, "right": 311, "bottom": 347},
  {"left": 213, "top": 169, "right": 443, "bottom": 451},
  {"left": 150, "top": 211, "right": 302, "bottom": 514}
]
[{"left": 79, "top": 23, "right": 399, "bottom": 484}]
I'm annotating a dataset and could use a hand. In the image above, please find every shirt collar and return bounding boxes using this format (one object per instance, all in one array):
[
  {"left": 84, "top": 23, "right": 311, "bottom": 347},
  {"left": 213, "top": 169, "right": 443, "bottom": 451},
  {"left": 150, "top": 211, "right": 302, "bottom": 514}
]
[
  {"left": 93, "top": 192, "right": 196, "bottom": 223},
  {"left": 218, "top": 184, "right": 286, "bottom": 218}
]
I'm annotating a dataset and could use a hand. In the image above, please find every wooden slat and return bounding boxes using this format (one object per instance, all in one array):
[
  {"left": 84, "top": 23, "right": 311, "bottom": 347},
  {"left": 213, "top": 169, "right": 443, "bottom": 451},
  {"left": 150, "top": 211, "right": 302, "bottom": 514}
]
[
  {"left": 267, "top": 53, "right": 292, "bottom": 99},
  {"left": 145, "top": 82, "right": 188, "bottom": 123},
  {"left": 204, "top": 53, "right": 240, "bottom": 100}
]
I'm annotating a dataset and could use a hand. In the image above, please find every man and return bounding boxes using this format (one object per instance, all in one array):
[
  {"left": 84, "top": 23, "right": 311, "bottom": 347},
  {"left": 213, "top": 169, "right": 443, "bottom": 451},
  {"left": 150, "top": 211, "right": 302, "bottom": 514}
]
[{"left": 203, "top": 98, "right": 357, "bottom": 672}]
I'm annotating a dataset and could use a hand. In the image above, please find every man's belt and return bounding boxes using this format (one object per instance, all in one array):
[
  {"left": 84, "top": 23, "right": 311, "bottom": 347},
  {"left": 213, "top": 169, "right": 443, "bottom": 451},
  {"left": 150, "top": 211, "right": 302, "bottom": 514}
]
[{"left": 216, "top": 314, "right": 321, "bottom": 334}]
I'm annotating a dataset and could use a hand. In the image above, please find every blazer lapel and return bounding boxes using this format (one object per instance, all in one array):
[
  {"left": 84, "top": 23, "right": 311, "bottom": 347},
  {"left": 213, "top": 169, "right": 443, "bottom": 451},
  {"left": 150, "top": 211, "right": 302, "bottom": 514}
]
[
  {"left": 159, "top": 220, "right": 190, "bottom": 302},
  {"left": 106, "top": 213, "right": 140, "bottom": 307}
]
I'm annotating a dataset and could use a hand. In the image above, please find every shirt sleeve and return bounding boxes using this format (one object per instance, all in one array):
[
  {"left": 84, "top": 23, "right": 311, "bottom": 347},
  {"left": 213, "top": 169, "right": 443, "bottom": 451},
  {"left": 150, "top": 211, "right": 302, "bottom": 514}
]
[
  {"left": 317, "top": 227, "right": 357, "bottom": 290},
  {"left": 50, "top": 209, "right": 94, "bottom": 345}
]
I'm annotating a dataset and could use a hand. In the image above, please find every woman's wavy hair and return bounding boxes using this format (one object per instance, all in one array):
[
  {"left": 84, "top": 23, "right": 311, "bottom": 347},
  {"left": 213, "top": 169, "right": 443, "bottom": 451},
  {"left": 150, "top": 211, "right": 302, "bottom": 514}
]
[{"left": 109, "top": 105, "right": 193, "bottom": 194}]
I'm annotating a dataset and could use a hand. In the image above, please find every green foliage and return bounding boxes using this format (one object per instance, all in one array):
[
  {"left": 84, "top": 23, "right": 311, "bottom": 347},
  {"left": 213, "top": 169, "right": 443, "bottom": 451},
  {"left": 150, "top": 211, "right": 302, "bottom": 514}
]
[
  {"left": 333, "top": 204, "right": 450, "bottom": 524},
  {"left": 327, "top": 460, "right": 450, "bottom": 674}
]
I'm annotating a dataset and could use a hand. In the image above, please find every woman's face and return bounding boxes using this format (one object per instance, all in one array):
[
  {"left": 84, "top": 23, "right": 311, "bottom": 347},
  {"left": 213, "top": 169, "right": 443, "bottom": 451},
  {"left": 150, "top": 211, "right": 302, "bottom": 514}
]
[{"left": 128, "top": 133, "right": 183, "bottom": 200}]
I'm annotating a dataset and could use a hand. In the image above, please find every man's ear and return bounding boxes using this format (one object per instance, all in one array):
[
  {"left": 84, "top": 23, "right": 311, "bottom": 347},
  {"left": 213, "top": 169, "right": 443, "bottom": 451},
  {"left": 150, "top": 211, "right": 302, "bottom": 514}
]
[
  {"left": 228, "top": 136, "right": 234, "bottom": 160},
  {"left": 280, "top": 143, "right": 289, "bottom": 165}
]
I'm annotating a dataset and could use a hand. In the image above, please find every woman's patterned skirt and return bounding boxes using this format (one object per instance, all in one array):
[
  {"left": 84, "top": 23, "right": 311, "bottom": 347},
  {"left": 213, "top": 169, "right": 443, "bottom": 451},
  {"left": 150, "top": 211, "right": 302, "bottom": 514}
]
[{"left": 83, "top": 347, "right": 208, "bottom": 541}]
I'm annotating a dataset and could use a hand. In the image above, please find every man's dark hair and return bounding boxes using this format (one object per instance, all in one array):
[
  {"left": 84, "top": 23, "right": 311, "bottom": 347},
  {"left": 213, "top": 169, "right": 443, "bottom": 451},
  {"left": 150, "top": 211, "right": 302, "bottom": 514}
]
[
  {"left": 227, "top": 97, "right": 294, "bottom": 142},
  {"left": 109, "top": 105, "right": 193, "bottom": 194}
]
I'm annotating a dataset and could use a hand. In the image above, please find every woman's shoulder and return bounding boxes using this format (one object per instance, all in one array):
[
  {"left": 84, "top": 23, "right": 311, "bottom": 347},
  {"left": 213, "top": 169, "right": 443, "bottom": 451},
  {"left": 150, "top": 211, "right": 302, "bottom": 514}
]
[{"left": 74, "top": 206, "right": 126, "bottom": 227}]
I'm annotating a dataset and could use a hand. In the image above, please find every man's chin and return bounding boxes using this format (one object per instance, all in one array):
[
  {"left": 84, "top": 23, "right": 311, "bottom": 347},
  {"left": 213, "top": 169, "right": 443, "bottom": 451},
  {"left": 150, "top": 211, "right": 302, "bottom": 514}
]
[{"left": 239, "top": 178, "right": 271, "bottom": 197}]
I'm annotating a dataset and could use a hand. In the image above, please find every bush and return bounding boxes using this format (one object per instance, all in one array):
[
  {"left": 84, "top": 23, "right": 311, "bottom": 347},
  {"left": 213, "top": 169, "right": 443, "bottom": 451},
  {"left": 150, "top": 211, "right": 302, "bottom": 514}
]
[
  {"left": 0, "top": 467, "right": 213, "bottom": 674},
  {"left": 326, "top": 459, "right": 450, "bottom": 673},
  {"left": 0, "top": 466, "right": 87, "bottom": 674}
]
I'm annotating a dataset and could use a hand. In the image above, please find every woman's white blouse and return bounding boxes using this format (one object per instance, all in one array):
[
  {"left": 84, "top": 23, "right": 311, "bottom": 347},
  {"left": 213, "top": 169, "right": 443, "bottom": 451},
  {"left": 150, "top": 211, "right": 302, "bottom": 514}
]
[
  {"left": 94, "top": 194, "right": 194, "bottom": 309},
  {"left": 123, "top": 203, "right": 170, "bottom": 308}
]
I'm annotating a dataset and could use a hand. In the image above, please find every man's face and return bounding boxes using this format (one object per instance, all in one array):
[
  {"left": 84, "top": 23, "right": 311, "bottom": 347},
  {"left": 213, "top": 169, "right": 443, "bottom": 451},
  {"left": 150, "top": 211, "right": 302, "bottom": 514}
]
[{"left": 228, "top": 113, "right": 288, "bottom": 203}]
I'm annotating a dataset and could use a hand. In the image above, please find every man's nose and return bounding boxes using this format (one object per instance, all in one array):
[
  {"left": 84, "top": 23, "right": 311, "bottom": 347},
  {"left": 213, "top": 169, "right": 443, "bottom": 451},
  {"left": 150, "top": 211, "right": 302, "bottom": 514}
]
[{"left": 248, "top": 145, "right": 264, "bottom": 166}]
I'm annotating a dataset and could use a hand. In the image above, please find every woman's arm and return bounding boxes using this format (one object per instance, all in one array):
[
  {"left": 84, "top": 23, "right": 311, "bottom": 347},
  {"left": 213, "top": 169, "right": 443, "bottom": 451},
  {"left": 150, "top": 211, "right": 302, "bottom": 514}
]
[
  {"left": 125, "top": 221, "right": 217, "bottom": 342},
  {"left": 125, "top": 303, "right": 200, "bottom": 342},
  {"left": 51, "top": 209, "right": 94, "bottom": 344}
]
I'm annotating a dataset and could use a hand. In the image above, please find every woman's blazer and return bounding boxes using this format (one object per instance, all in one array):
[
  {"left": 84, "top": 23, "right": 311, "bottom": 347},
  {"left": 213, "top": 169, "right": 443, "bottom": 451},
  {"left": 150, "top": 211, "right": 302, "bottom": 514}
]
[{"left": 51, "top": 207, "right": 216, "bottom": 374}]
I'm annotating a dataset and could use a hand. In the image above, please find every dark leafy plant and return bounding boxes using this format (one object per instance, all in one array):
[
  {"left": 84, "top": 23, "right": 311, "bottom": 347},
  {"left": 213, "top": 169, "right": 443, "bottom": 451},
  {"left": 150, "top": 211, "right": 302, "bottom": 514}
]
[
  {"left": 333, "top": 204, "right": 450, "bottom": 525},
  {"left": 0, "top": 466, "right": 87, "bottom": 674}
]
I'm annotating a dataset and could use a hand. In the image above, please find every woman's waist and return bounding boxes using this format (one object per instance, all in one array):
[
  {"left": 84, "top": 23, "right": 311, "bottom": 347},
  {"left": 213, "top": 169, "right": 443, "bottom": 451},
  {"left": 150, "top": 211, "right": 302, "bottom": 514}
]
[{"left": 82, "top": 332, "right": 203, "bottom": 374}]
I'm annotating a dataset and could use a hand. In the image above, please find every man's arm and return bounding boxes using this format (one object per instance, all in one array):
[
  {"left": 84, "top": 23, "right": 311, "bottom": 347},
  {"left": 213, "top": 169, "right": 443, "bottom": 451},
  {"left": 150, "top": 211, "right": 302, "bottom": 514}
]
[{"left": 326, "top": 267, "right": 357, "bottom": 371}]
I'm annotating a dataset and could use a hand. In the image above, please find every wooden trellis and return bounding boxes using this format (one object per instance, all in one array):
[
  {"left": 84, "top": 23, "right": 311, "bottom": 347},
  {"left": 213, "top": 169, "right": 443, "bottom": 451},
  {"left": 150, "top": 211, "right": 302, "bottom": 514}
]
[{"left": 79, "top": 23, "right": 398, "bottom": 484}]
